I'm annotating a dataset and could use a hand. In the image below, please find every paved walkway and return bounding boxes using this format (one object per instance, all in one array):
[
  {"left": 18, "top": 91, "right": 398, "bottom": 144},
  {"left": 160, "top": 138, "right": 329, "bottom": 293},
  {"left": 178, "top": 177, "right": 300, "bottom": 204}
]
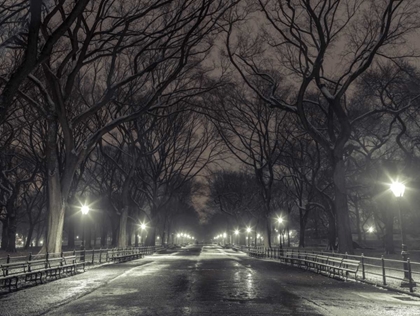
[{"left": 1, "top": 245, "right": 420, "bottom": 315}]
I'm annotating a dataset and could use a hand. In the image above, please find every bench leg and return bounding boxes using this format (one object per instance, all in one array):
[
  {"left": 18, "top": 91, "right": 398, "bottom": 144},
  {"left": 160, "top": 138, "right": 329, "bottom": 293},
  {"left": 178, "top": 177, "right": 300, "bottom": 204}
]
[{"left": 6, "top": 277, "right": 19, "bottom": 292}]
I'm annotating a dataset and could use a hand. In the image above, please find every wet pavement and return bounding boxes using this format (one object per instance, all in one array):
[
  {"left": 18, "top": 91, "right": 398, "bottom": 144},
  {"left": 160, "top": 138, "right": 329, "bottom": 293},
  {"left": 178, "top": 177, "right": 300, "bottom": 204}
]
[{"left": 1, "top": 245, "right": 420, "bottom": 315}]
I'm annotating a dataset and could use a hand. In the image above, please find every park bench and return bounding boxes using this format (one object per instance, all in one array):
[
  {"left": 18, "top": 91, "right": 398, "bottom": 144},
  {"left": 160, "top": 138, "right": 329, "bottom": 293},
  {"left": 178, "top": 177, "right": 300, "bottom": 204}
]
[
  {"left": 0, "top": 262, "right": 28, "bottom": 291},
  {"left": 26, "top": 257, "right": 64, "bottom": 280},
  {"left": 297, "top": 254, "right": 360, "bottom": 280},
  {"left": 45, "top": 256, "right": 66, "bottom": 279},
  {"left": 338, "top": 258, "right": 360, "bottom": 280},
  {"left": 279, "top": 251, "right": 297, "bottom": 265},
  {"left": 26, "top": 259, "right": 48, "bottom": 284},
  {"left": 1, "top": 254, "right": 87, "bottom": 291},
  {"left": 296, "top": 253, "right": 319, "bottom": 270},
  {"left": 62, "top": 255, "right": 85, "bottom": 274},
  {"left": 248, "top": 248, "right": 263, "bottom": 258},
  {"left": 107, "top": 249, "right": 143, "bottom": 263}
]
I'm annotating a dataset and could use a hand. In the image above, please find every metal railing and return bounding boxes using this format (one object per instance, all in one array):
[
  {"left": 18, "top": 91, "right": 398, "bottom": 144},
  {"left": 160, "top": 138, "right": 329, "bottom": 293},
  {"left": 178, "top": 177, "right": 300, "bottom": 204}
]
[{"left": 243, "top": 246, "right": 419, "bottom": 293}]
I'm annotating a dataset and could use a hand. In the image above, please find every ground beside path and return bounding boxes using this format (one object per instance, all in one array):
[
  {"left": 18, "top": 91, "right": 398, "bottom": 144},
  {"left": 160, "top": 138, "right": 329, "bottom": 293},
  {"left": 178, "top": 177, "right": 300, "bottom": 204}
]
[{"left": 1, "top": 245, "right": 420, "bottom": 316}]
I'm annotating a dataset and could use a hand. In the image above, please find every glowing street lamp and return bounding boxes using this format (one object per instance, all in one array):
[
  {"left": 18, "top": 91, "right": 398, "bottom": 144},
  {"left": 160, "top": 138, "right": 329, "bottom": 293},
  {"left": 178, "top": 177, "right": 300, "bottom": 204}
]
[
  {"left": 390, "top": 181, "right": 416, "bottom": 288},
  {"left": 390, "top": 182, "right": 405, "bottom": 197},
  {"left": 367, "top": 226, "right": 374, "bottom": 234},
  {"left": 81, "top": 205, "right": 89, "bottom": 215}
]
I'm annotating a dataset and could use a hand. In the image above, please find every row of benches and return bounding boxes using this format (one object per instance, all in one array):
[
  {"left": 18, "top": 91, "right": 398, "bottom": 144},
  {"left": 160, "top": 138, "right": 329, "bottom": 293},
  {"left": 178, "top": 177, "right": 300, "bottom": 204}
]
[
  {"left": 107, "top": 249, "right": 144, "bottom": 263},
  {"left": 1, "top": 248, "right": 148, "bottom": 291},
  {"left": 0, "top": 255, "right": 85, "bottom": 291},
  {"left": 249, "top": 249, "right": 360, "bottom": 280}
]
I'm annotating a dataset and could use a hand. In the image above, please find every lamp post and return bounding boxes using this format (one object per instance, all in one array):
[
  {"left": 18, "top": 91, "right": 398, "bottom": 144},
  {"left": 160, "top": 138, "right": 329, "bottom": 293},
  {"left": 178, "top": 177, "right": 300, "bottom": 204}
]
[
  {"left": 277, "top": 217, "right": 284, "bottom": 249},
  {"left": 234, "top": 230, "right": 239, "bottom": 245},
  {"left": 140, "top": 223, "right": 146, "bottom": 246},
  {"left": 246, "top": 227, "right": 251, "bottom": 248},
  {"left": 80, "top": 205, "right": 89, "bottom": 262},
  {"left": 390, "top": 181, "right": 416, "bottom": 287}
]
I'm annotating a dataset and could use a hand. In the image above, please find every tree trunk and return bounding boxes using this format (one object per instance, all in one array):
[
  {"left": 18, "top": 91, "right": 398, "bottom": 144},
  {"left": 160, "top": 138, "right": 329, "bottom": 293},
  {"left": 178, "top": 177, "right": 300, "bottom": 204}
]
[
  {"left": 354, "top": 197, "right": 362, "bottom": 244},
  {"left": 298, "top": 205, "right": 310, "bottom": 248},
  {"left": 44, "top": 117, "right": 66, "bottom": 254},
  {"left": 327, "top": 211, "right": 337, "bottom": 250},
  {"left": 333, "top": 156, "right": 354, "bottom": 254},
  {"left": 118, "top": 207, "right": 129, "bottom": 248},
  {"left": 100, "top": 210, "right": 108, "bottom": 247},
  {"left": 67, "top": 205, "right": 76, "bottom": 248},
  {"left": 1, "top": 220, "right": 8, "bottom": 250},
  {"left": 263, "top": 215, "right": 271, "bottom": 248},
  {"left": 298, "top": 208, "right": 305, "bottom": 248},
  {"left": 111, "top": 224, "right": 117, "bottom": 247},
  {"left": 45, "top": 171, "right": 65, "bottom": 254},
  {"left": 6, "top": 219, "right": 17, "bottom": 252},
  {"left": 25, "top": 224, "right": 35, "bottom": 249},
  {"left": 118, "top": 174, "right": 131, "bottom": 248},
  {"left": 127, "top": 221, "right": 132, "bottom": 246},
  {"left": 145, "top": 226, "right": 156, "bottom": 246},
  {"left": 314, "top": 210, "right": 319, "bottom": 240}
]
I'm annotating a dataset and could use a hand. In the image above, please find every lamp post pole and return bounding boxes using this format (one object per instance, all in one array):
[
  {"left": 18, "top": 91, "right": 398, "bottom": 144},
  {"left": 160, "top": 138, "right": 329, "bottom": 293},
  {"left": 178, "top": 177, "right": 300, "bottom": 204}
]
[
  {"left": 390, "top": 181, "right": 416, "bottom": 288},
  {"left": 140, "top": 223, "right": 146, "bottom": 246},
  {"left": 277, "top": 217, "right": 283, "bottom": 251},
  {"left": 80, "top": 205, "right": 89, "bottom": 262}
]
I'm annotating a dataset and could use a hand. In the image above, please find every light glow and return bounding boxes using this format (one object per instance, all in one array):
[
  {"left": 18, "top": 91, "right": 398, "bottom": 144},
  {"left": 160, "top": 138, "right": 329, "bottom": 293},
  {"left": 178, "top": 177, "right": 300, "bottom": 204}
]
[
  {"left": 390, "top": 181, "right": 405, "bottom": 197},
  {"left": 81, "top": 205, "right": 89, "bottom": 215}
]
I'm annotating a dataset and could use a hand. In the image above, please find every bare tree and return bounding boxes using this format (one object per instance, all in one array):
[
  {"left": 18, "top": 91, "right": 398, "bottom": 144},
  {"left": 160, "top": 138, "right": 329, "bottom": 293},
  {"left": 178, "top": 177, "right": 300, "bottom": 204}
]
[
  {"left": 136, "top": 108, "right": 223, "bottom": 246},
  {"left": 224, "top": 0, "right": 420, "bottom": 253},
  {"left": 0, "top": 0, "right": 91, "bottom": 118},
  {"left": 207, "top": 170, "right": 261, "bottom": 226},
  {"left": 1, "top": 0, "right": 237, "bottom": 254},
  {"left": 206, "top": 82, "right": 290, "bottom": 247}
]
